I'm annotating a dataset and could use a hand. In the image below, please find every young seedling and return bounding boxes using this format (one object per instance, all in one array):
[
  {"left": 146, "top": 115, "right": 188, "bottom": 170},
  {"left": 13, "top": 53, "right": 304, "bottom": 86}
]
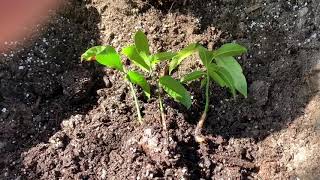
[
  {"left": 122, "top": 30, "right": 194, "bottom": 129},
  {"left": 181, "top": 43, "right": 247, "bottom": 143},
  {"left": 81, "top": 45, "right": 149, "bottom": 123}
]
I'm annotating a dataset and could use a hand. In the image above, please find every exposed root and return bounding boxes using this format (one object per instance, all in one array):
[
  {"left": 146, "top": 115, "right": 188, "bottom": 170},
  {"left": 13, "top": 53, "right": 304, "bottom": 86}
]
[
  {"left": 159, "top": 90, "right": 169, "bottom": 145},
  {"left": 160, "top": 63, "right": 169, "bottom": 132},
  {"left": 159, "top": 63, "right": 169, "bottom": 144},
  {"left": 160, "top": 106, "right": 167, "bottom": 132},
  {"left": 194, "top": 111, "right": 207, "bottom": 143}
]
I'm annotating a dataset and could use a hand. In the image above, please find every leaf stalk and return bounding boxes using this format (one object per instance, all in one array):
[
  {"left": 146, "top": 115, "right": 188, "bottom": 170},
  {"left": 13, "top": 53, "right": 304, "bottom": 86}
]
[
  {"left": 128, "top": 80, "right": 143, "bottom": 123},
  {"left": 123, "top": 66, "right": 143, "bottom": 123}
]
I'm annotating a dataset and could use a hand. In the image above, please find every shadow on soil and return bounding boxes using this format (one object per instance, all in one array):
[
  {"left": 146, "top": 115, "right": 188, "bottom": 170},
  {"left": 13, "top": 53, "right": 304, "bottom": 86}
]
[{"left": 0, "top": 1, "right": 102, "bottom": 178}]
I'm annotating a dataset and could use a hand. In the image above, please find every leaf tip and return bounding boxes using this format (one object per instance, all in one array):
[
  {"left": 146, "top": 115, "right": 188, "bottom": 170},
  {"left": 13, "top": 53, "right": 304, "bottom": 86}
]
[
  {"left": 168, "top": 66, "right": 174, "bottom": 75},
  {"left": 242, "top": 92, "right": 248, "bottom": 98}
]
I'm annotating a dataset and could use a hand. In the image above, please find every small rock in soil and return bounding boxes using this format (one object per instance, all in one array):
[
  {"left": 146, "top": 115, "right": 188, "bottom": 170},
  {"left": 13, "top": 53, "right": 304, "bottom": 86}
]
[
  {"left": 0, "top": 141, "right": 7, "bottom": 151},
  {"left": 49, "top": 132, "right": 67, "bottom": 149},
  {"left": 249, "top": 80, "right": 270, "bottom": 106},
  {"left": 103, "top": 75, "right": 112, "bottom": 88},
  {"left": 60, "top": 68, "right": 93, "bottom": 102}
]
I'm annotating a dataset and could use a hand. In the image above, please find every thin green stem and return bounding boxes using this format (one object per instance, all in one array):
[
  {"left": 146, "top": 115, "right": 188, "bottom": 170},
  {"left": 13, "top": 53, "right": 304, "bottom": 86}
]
[
  {"left": 123, "top": 66, "right": 143, "bottom": 123},
  {"left": 158, "top": 81, "right": 168, "bottom": 146},
  {"left": 204, "top": 73, "right": 210, "bottom": 113},
  {"left": 158, "top": 84, "right": 166, "bottom": 129},
  {"left": 128, "top": 80, "right": 143, "bottom": 123},
  {"left": 158, "top": 64, "right": 169, "bottom": 131}
]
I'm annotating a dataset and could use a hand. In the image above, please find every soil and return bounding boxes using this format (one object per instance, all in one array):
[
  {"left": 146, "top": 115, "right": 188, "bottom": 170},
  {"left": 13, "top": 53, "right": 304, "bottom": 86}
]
[{"left": 1, "top": 0, "right": 320, "bottom": 179}]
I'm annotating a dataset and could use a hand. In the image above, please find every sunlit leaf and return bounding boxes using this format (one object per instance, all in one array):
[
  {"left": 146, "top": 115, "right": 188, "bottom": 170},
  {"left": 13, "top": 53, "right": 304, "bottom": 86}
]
[
  {"left": 122, "top": 45, "right": 150, "bottom": 72},
  {"left": 151, "top": 51, "right": 177, "bottom": 65},
  {"left": 81, "top": 46, "right": 106, "bottom": 61},
  {"left": 134, "top": 30, "right": 150, "bottom": 56},
  {"left": 159, "top": 76, "right": 192, "bottom": 109},
  {"left": 127, "top": 71, "right": 151, "bottom": 98},
  {"left": 181, "top": 71, "right": 205, "bottom": 83},
  {"left": 82, "top": 46, "right": 124, "bottom": 72},
  {"left": 169, "top": 43, "right": 198, "bottom": 74},
  {"left": 212, "top": 43, "right": 247, "bottom": 58}
]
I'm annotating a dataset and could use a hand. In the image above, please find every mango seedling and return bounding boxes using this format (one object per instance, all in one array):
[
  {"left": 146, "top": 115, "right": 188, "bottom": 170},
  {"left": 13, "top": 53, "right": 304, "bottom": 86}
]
[
  {"left": 81, "top": 45, "right": 149, "bottom": 123},
  {"left": 181, "top": 43, "right": 248, "bottom": 143},
  {"left": 122, "top": 30, "right": 195, "bottom": 129}
]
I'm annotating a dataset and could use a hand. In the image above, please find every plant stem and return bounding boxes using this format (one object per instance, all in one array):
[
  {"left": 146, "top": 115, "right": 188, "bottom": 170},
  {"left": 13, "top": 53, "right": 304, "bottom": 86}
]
[
  {"left": 123, "top": 66, "right": 143, "bottom": 123},
  {"left": 204, "top": 74, "right": 210, "bottom": 113},
  {"left": 158, "top": 84, "right": 167, "bottom": 131},
  {"left": 128, "top": 80, "right": 143, "bottom": 123},
  {"left": 159, "top": 64, "right": 169, "bottom": 131},
  {"left": 158, "top": 82, "right": 169, "bottom": 149},
  {"left": 195, "top": 73, "right": 210, "bottom": 143}
]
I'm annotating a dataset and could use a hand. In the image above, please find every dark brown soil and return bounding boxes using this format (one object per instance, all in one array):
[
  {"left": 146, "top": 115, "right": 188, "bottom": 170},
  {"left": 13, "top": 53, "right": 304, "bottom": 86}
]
[{"left": 1, "top": 0, "right": 320, "bottom": 179}]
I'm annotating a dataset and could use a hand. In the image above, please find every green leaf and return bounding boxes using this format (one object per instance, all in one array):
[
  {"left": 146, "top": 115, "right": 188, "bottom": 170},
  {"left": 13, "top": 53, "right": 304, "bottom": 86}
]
[
  {"left": 159, "top": 76, "right": 192, "bottom": 109},
  {"left": 213, "top": 43, "right": 247, "bottom": 58},
  {"left": 198, "top": 45, "right": 214, "bottom": 67},
  {"left": 81, "top": 46, "right": 107, "bottom": 61},
  {"left": 95, "top": 46, "right": 124, "bottom": 72},
  {"left": 134, "top": 30, "right": 150, "bottom": 56},
  {"left": 152, "top": 51, "right": 177, "bottom": 65},
  {"left": 216, "top": 56, "right": 247, "bottom": 97},
  {"left": 81, "top": 46, "right": 124, "bottom": 72},
  {"left": 127, "top": 71, "right": 151, "bottom": 98},
  {"left": 207, "top": 64, "right": 226, "bottom": 87},
  {"left": 169, "top": 43, "right": 198, "bottom": 74},
  {"left": 181, "top": 71, "right": 205, "bottom": 83},
  {"left": 122, "top": 45, "right": 150, "bottom": 72},
  {"left": 208, "top": 64, "right": 236, "bottom": 96},
  {"left": 216, "top": 67, "right": 236, "bottom": 96}
]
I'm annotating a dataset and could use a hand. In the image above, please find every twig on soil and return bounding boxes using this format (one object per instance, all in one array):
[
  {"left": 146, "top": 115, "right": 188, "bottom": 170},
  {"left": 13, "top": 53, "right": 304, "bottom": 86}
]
[
  {"left": 169, "top": 0, "right": 188, "bottom": 12},
  {"left": 212, "top": 154, "right": 256, "bottom": 169},
  {"left": 183, "top": 0, "right": 187, "bottom": 6},
  {"left": 168, "top": 1, "right": 176, "bottom": 13}
]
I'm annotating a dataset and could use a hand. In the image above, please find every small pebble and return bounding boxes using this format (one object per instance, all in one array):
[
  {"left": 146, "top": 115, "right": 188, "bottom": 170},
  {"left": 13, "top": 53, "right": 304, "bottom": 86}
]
[{"left": 1, "top": 108, "right": 7, "bottom": 113}]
